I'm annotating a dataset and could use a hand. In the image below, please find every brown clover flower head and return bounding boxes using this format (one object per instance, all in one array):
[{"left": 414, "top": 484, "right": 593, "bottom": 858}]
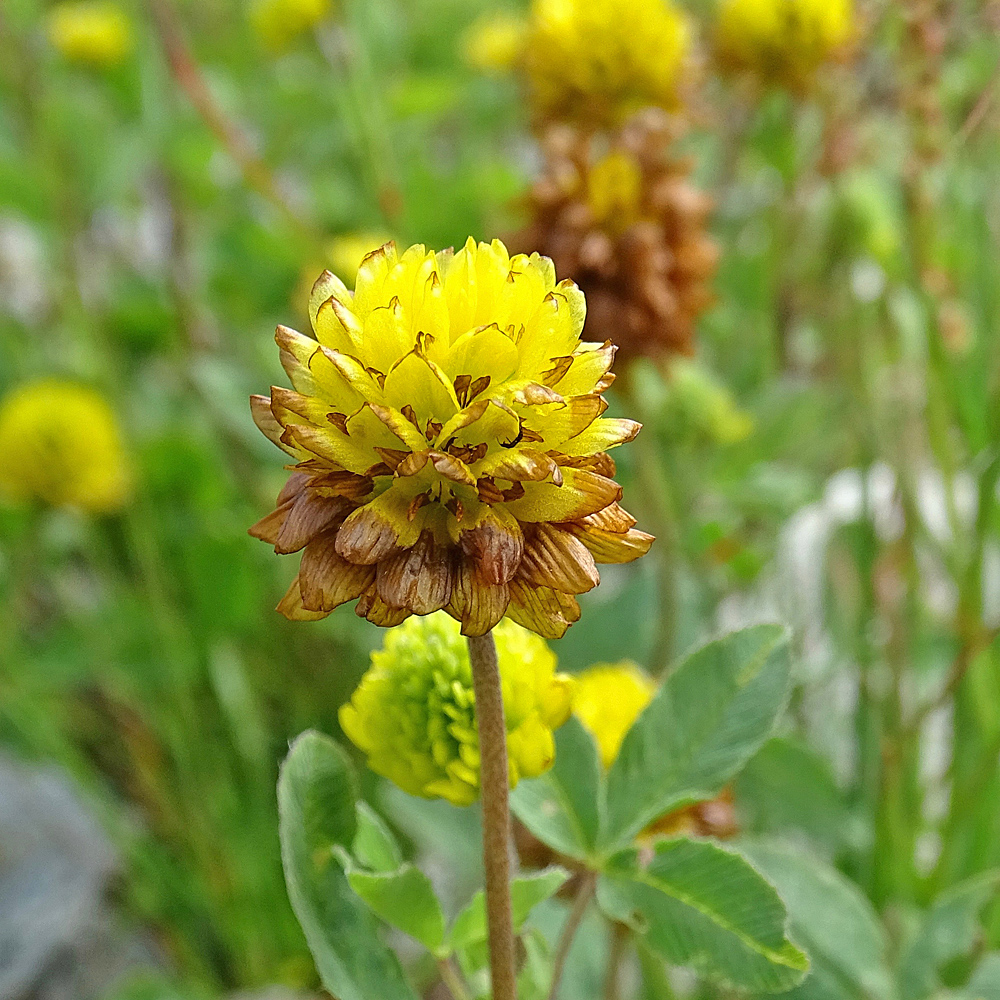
[
  {"left": 250, "top": 239, "right": 653, "bottom": 638},
  {"left": 512, "top": 110, "right": 718, "bottom": 364}
]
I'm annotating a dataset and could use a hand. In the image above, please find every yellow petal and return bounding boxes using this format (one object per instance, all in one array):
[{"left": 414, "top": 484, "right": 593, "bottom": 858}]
[
  {"left": 314, "top": 295, "right": 363, "bottom": 355},
  {"left": 503, "top": 468, "right": 621, "bottom": 522},
  {"left": 443, "top": 323, "right": 519, "bottom": 384},
  {"left": 382, "top": 351, "right": 460, "bottom": 420},
  {"left": 282, "top": 422, "right": 374, "bottom": 475},
  {"left": 559, "top": 417, "right": 640, "bottom": 455}
]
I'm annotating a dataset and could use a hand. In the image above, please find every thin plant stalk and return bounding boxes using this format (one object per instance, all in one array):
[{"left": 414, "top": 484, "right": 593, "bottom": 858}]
[
  {"left": 467, "top": 631, "right": 518, "bottom": 1000},
  {"left": 547, "top": 872, "right": 597, "bottom": 1000}
]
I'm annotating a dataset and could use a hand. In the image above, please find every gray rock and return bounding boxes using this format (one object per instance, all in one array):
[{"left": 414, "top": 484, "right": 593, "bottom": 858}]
[{"left": 0, "top": 754, "right": 160, "bottom": 1000}]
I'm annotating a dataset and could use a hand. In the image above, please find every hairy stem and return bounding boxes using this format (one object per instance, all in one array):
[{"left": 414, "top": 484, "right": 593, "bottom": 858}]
[{"left": 468, "top": 631, "right": 518, "bottom": 1000}]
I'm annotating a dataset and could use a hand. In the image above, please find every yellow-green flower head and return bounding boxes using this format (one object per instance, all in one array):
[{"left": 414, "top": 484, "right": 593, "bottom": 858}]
[
  {"left": 250, "top": 239, "right": 653, "bottom": 638},
  {"left": 251, "top": 0, "right": 332, "bottom": 51},
  {"left": 715, "top": 0, "right": 854, "bottom": 90},
  {"left": 340, "top": 612, "right": 574, "bottom": 806},
  {"left": 47, "top": 1, "right": 132, "bottom": 68},
  {"left": 573, "top": 661, "right": 655, "bottom": 768},
  {"left": 462, "top": 11, "right": 529, "bottom": 75},
  {"left": 0, "top": 379, "right": 130, "bottom": 512},
  {"left": 525, "top": 0, "right": 690, "bottom": 126}
]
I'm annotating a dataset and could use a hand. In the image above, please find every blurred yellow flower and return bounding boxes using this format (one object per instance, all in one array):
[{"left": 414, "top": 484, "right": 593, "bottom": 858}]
[
  {"left": 326, "top": 232, "right": 393, "bottom": 289},
  {"left": 573, "top": 660, "right": 656, "bottom": 768},
  {"left": 293, "top": 232, "right": 392, "bottom": 311},
  {"left": 339, "top": 612, "right": 574, "bottom": 806},
  {"left": 715, "top": 0, "right": 854, "bottom": 90},
  {"left": 47, "top": 1, "right": 133, "bottom": 68},
  {"left": 586, "top": 151, "right": 644, "bottom": 232},
  {"left": 251, "top": 0, "right": 332, "bottom": 51},
  {"left": 525, "top": 0, "right": 690, "bottom": 125},
  {"left": 462, "top": 11, "right": 528, "bottom": 74},
  {"left": 0, "top": 379, "right": 130, "bottom": 512},
  {"left": 250, "top": 238, "right": 652, "bottom": 638}
]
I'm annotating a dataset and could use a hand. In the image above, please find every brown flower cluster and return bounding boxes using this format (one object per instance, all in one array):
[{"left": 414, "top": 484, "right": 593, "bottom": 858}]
[{"left": 512, "top": 110, "right": 718, "bottom": 364}]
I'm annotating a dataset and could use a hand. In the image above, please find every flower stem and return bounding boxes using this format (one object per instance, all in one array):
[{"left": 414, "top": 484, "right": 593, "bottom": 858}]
[
  {"left": 547, "top": 872, "right": 596, "bottom": 1000},
  {"left": 468, "top": 631, "right": 518, "bottom": 1000}
]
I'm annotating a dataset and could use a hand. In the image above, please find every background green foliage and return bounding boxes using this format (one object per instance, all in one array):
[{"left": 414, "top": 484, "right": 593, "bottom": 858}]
[{"left": 3, "top": 0, "right": 1000, "bottom": 996}]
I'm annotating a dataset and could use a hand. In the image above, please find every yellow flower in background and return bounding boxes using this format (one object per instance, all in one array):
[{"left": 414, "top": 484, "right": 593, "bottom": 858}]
[
  {"left": 251, "top": 0, "right": 332, "bottom": 51},
  {"left": 586, "top": 151, "right": 644, "bottom": 232},
  {"left": 573, "top": 661, "right": 656, "bottom": 768},
  {"left": 462, "top": 11, "right": 529, "bottom": 75},
  {"left": 0, "top": 379, "right": 130, "bottom": 512},
  {"left": 715, "top": 0, "right": 854, "bottom": 90},
  {"left": 47, "top": 1, "right": 132, "bottom": 68},
  {"left": 525, "top": 0, "right": 690, "bottom": 125},
  {"left": 339, "top": 613, "right": 574, "bottom": 806},
  {"left": 293, "top": 232, "right": 392, "bottom": 312},
  {"left": 326, "top": 232, "right": 394, "bottom": 289},
  {"left": 250, "top": 239, "right": 653, "bottom": 637}
]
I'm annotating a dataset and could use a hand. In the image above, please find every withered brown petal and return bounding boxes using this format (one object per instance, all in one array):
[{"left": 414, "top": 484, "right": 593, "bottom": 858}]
[
  {"left": 518, "top": 524, "right": 600, "bottom": 594},
  {"left": 275, "top": 490, "right": 349, "bottom": 555},
  {"left": 573, "top": 526, "right": 655, "bottom": 564},
  {"left": 506, "top": 579, "right": 581, "bottom": 639},
  {"left": 459, "top": 513, "right": 525, "bottom": 585},
  {"left": 248, "top": 499, "right": 294, "bottom": 546},
  {"left": 573, "top": 501, "right": 637, "bottom": 533},
  {"left": 335, "top": 506, "right": 405, "bottom": 564},
  {"left": 376, "top": 532, "right": 453, "bottom": 615},
  {"left": 276, "top": 575, "right": 330, "bottom": 621},
  {"left": 299, "top": 533, "right": 377, "bottom": 612},
  {"left": 355, "top": 587, "right": 410, "bottom": 627},
  {"left": 446, "top": 560, "right": 509, "bottom": 637},
  {"left": 277, "top": 471, "right": 312, "bottom": 507},
  {"left": 250, "top": 395, "right": 292, "bottom": 453}
]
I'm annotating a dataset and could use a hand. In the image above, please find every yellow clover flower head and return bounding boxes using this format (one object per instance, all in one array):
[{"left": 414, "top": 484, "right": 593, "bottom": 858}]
[
  {"left": 47, "top": 1, "right": 133, "bottom": 68},
  {"left": 526, "top": 0, "right": 690, "bottom": 126},
  {"left": 339, "top": 612, "right": 574, "bottom": 806},
  {"left": 573, "top": 660, "right": 655, "bottom": 768},
  {"left": 251, "top": 0, "right": 332, "bottom": 51},
  {"left": 462, "top": 11, "right": 529, "bottom": 75},
  {"left": 250, "top": 239, "right": 653, "bottom": 638},
  {"left": 0, "top": 379, "right": 130, "bottom": 512},
  {"left": 715, "top": 0, "right": 854, "bottom": 90}
]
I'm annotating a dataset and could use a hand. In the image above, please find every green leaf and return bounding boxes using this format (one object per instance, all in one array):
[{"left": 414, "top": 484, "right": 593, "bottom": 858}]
[
  {"left": 353, "top": 802, "right": 403, "bottom": 873},
  {"left": 898, "top": 872, "right": 1000, "bottom": 1000},
  {"left": 278, "top": 731, "right": 419, "bottom": 1000},
  {"left": 740, "top": 840, "right": 896, "bottom": 1000},
  {"left": 597, "top": 838, "right": 808, "bottom": 992},
  {"left": 736, "top": 738, "right": 849, "bottom": 850},
  {"left": 449, "top": 867, "right": 571, "bottom": 952},
  {"left": 603, "top": 625, "right": 792, "bottom": 847},
  {"left": 348, "top": 864, "right": 447, "bottom": 954},
  {"left": 967, "top": 953, "right": 1000, "bottom": 1000},
  {"left": 511, "top": 715, "right": 602, "bottom": 860}
]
